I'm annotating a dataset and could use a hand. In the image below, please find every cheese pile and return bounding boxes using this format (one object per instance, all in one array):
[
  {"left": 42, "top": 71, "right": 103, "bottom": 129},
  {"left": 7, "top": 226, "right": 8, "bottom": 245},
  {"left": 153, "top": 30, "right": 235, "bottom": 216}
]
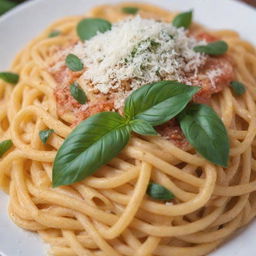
[{"left": 71, "top": 16, "right": 207, "bottom": 108}]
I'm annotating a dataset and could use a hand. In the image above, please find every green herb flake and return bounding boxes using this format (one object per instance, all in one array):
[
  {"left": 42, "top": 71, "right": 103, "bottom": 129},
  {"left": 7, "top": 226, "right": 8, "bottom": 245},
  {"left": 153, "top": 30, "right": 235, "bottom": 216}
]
[
  {"left": 193, "top": 40, "right": 228, "bottom": 56},
  {"left": 230, "top": 81, "right": 246, "bottom": 96},
  {"left": 65, "top": 54, "right": 84, "bottom": 72},
  {"left": 39, "top": 129, "right": 54, "bottom": 144},
  {"left": 48, "top": 30, "right": 61, "bottom": 38},
  {"left": 172, "top": 10, "right": 193, "bottom": 29},
  {"left": 122, "top": 7, "right": 139, "bottom": 15},
  {"left": 70, "top": 82, "right": 87, "bottom": 104},
  {"left": 77, "top": 18, "right": 112, "bottom": 41},
  {"left": 147, "top": 182, "right": 175, "bottom": 201},
  {"left": 0, "top": 72, "right": 19, "bottom": 84},
  {"left": 0, "top": 140, "right": 13, "bottom": 157}
]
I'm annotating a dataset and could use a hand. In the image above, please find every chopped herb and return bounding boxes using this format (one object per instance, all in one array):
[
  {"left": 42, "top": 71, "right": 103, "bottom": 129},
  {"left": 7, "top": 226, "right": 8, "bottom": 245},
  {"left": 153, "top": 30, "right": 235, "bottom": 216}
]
[
  {"left": 172, "top": 10, "right": 193, "bottom": 29},
  {"left": 65, "top": 54, "right": 84, "bottom": 72},
  {"left": 48, "top": 30, "right": 61, "bottom": 38},
  {"left": 230, "top": 81, "right": 246, "bottom": 95},
  {"left": 0, "top": 72, "right": 19, "bottom": 84},
  {"left": 0, "top": 140, "right": 12, "bottom": 157},
  {"left": 70, "top": 82, "right": 87, "bottom": 104},
  {"left": 39, "top": 129, "right": 54, "bottom": 144},
  {"left": 122, "top": 7, "right": 139, "bottom": 15},
  {"left": 193, "top": 40, "right": 228, "bottom": 55},
  {"left": 147, "top": 182, "right": 175, "bottom": 200}
]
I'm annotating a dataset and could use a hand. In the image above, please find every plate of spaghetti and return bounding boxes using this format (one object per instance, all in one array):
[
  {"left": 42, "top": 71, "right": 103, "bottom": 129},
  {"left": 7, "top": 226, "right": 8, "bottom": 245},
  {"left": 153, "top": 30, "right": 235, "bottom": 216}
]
[{"left": 1, "top": 0, "right": 256, "bottom": 255}]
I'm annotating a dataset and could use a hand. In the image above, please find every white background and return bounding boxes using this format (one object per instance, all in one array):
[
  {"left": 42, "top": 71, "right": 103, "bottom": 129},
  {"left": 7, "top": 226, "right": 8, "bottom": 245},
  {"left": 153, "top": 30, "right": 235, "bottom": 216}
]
[{"left": 0, "top": 0, "right": 256, "bottom": 255}]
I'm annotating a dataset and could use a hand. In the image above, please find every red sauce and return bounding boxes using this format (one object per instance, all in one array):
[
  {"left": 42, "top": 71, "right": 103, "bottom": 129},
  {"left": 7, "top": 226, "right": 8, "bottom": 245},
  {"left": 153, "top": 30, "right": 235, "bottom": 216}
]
[{"left": 51, "top": 32, "right": 235, "bottom": 148}]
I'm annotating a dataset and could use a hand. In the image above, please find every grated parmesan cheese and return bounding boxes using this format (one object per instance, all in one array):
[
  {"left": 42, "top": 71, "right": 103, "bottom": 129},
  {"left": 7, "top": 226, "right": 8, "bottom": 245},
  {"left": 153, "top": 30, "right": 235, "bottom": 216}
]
[{"left": 67, "top": 16, "right": 207, "bottom": 108}]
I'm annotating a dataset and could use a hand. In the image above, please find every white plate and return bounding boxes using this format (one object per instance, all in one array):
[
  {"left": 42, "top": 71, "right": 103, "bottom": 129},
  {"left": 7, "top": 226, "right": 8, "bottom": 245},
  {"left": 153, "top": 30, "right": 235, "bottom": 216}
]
[{"left": 0, "top": 0, "right": 256, "bottom": 255}]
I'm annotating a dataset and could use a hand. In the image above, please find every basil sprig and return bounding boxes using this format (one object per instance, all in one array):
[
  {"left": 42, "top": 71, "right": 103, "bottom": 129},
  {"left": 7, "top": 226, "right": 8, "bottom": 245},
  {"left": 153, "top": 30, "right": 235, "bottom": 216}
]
[
  {"left": 122, "top": 7, "right": 139, "bottom": 15},
  {"left": 39, "top": 129, "right": 54, "bottom": 144},
  {"left": 147, "top": 182, "right": 175, "bottom": 201},
  {"left": 53, "top": 81, "right": 198, "bottom": 187},
  {"left": 65, "top": 54, "right": 84, "bottom": 72},
  {"left": 77, "top": 18, "right": 112, "bottom": 41},
  {"left": 0, "top": 140, "right": 12, "bottom": 157},
  {"left": 53, "top": 112, "right": 131, "bottom": 187},
  {"left": 230, "top": 81, "right": 246, "bottom": 96},
  {"left": 172, "top": 10, "right": 193, "bottom": 29},
  {"left": 70, "top": 82, "right": 87, "bottom": 104},
  {"left": 48, "top": 30, "right": 61, "bottom": 38},
  {"left": 124, "top": 81, "right": 199, "bottom": 126},
  {"left": 178, "top": 103, "right": 229, "bottom": 167},
  {"left": 0, "top": 72, "right": 19, "bottom": 84},
  {"left": 193, "top": 40, "right": 228, "bottom": 56}
]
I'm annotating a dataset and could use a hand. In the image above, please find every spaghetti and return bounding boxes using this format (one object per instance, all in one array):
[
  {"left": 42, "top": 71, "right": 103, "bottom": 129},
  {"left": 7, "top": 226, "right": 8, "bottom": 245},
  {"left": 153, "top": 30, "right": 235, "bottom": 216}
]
[{"left": 1, "top": 2, "right": 256, "bottom": 256}]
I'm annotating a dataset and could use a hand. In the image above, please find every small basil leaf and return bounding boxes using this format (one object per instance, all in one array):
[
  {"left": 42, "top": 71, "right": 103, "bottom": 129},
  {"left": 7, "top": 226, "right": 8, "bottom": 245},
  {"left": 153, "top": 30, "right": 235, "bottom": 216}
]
[
  {"left": 0, "top": 72, "right": 19, "bottom": 84},
  {"left": 77, "top": 18, "right": 112, "bottom": 41},
  {"left": 39, "top": 129, "right": 54, "bottom": 144},
  {"left": 0, "top": 0, "right": 17, "bottom": 15},
  {"left": 172, "top": 10, "right": 193, "bottom": 29},
  {"left": 65, "top": 54, "right": 84, "bottom": 71},
  {"left": 178, "top": 103, "right": 229, "bottom": 167},
  {"left": 48, "top": 30, "right": 61, "bottom": 38},
  {"left": 147, "top": 182, "right": 175, "bottom": 200},
  {"left": 130, "top": 119, "right": 157, "bottom": 136},
  {"left": 122, "top": 7, "right": 139, "bottom": 14},
  {"left": 230, "top": 81, "right": 246, "bottom": 96},
  {"left": 70, "top": 82, "right": 87, "bottom": 104},
  {"left": 53, "top": 112, "right": 131, "bottom": 187},
  {"left": 193, "top": 40, "right": 228, "bottom": 55},
  {"left": 124, "top": 81, "right": 199, "bottom": 126},
  {"left": 0, "top": 140, "right": 12, "bottom": 157}
]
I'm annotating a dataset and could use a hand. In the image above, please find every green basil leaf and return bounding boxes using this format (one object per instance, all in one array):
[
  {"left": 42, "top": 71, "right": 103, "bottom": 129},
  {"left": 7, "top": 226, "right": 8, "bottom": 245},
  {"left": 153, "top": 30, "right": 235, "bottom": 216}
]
[
  {"left": 178, "top": 103, "right": 229, "bottom": 167},
  {"left": 172, "top": 10, "right": 193, "bottom": 29},
  {"left": 230, "top": 81, "right": 246, "bottom": 96},
  {"left": 122, "top": 7, "right": 139, "bottom": 14},
  {"left": 65, "top": 54, "right": 84, "bottom": 71},
  {"left": 70, "top": 82, "right": 87, "bottom": 104},
  {"left": 52, "top": 112, "right": 131, "bottom": 187},
  {"left": 147, "top": 182, "right": 175, "bottom": 200},
  {"left": 130, "top": 119, "right": 157, "bottom": 136},
  {"left": 77, "top": 18, "right": 112, "bottom": 41},
  {"left": 39, "top": 129, "right": 54, "bottom": 144},
  {"left": 0, "top": 139, "right": 13, "bottom": 157},
  {"left": 193, "top": 40, "right": 228, "bottom": 55},
  {"left": 0, "top": 72, "right": 19, "bottom": 84},
  {"left": 48, "top": 30, "right": 61, "bottom": 38},
  {"left": 124, "top": 81, "right": 199, "bottom": 126},
  {"left": 0, "top": 0, "right": 17, "bottom": 15}
]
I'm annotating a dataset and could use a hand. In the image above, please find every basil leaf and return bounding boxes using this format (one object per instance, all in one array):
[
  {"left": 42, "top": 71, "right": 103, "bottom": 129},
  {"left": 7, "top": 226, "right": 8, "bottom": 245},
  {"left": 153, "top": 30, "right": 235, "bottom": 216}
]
[
  {"left": 0, "top": 140, "right": 13, "bottom": 157},
  {"left": 53, "top": 112, "right": 131, "bottom": 187},
  {"left": 178, "top": 103, "right": 229, "bottom": 167},
  {"left": 0, "top": 0, "right": 17, "bottom": 15},
  {"left": 65, "top": 54, "right": 84, "bottom": 72},
  {"left": 0, "top": 72, "right": 19, "bottom": 84},
  {"left": 147, "top": 182, "right": 175, "bottom": 200},
  {"left": 70, "top": 82, "right": 87, "bottom": 104},
  {"left": 193, "top": 40, "right": 228, "bottom": 55},
  {"left": 39, "top": 129, "right": 54, "bottom": 144},
  {"left": 130, "top": 119, "right": 157, "bottom": 136},
  {"left": 172, "top": 10, "right": 193, "bottom": 29},
  {"left": 122, "top": 7, "right": 139, "bottom": 14},
  {"left": 48, "top": 30, "right": 61, "bottom": 38},
  {"left": 77, "top": 18, "right": 112, "bottom": 41},
  {"left": 124, "top": 81, "right": 199, "bottom": 126},
  {"left": 230, "top": 81, "right": 246, "bottom": 96}
]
